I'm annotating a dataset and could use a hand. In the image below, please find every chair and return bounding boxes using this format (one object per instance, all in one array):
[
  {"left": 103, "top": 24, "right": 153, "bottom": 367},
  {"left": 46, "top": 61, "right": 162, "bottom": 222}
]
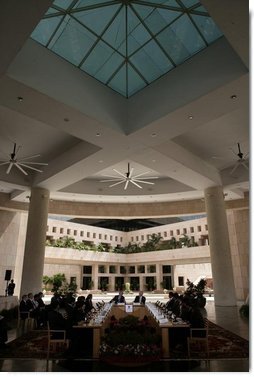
[
  {"left": 17, "top": 308, "right": 35, "bottom": 334},
  {"left": 46, "top": 321, "right": 69, "bottom": 371},
  {"left": 187, "top": 318, "right": 209, "bottom": 361}
]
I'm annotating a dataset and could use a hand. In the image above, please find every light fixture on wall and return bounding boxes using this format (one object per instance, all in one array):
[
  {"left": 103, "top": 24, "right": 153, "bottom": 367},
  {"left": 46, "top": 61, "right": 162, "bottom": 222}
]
[
  {"left": 0, "top": 143, "right": 48, "bottom": 175},
  {"left": 100, "top": 163, "right": 158, "bottom": 190}
]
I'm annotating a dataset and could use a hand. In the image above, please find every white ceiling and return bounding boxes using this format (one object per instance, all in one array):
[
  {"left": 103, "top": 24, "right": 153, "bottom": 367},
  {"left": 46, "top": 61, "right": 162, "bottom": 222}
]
[{"left": 0, "top": 0, "right": 249, "bottom": 204}]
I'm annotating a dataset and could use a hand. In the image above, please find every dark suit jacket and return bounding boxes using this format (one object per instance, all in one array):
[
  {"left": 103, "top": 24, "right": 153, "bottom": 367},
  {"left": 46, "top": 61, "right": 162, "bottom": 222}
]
[
  {"left": 19, "top": 300, "right": 30, "bottom": 319},
  {"left": 110, "top": 295, "right": 125, "bottom": 304},
  {"left": 133, "top": 295, "right": 146, "bottom": 304}
]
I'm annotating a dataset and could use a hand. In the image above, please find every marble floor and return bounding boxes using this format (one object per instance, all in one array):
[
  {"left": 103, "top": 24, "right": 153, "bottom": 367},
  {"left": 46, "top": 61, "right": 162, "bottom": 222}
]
[{"left": 0, "top": 297, "right": 250, "bottom": 373}]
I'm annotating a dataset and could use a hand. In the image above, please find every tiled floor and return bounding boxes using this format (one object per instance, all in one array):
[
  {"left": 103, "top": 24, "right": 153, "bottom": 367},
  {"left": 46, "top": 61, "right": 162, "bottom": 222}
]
[{"left": 0, "top": 297, "right": 249, "bottom": 373}]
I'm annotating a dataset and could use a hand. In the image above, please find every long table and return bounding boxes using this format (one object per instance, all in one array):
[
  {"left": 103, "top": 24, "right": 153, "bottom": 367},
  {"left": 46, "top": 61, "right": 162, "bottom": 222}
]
[{"left": 73, "top": 303, "right": 189, "bottom": 358}]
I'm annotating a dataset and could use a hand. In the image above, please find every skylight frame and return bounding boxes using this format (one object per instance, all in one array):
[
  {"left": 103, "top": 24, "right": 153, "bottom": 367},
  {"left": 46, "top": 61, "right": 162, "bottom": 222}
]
[{"left": 30, "top": 0, "right": 223, "bottom": 98}]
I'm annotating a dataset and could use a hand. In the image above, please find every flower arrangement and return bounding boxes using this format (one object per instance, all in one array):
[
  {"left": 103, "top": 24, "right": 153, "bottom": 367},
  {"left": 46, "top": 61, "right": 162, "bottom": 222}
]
[{"left": 99, "top": 315, "right": 161, "bottom": 366}]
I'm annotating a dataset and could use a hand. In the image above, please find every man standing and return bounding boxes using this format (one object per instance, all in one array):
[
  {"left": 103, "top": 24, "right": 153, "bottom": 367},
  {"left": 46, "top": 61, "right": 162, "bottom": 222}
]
[{"left": 7, "top": 280, "right": 15, "bottom": 296}]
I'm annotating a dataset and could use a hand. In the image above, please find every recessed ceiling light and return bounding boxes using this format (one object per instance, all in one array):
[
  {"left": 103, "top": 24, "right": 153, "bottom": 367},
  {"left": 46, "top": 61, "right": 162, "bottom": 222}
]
[
  {"left": 17, "top": 96, "right": 23, "bottom": 102},
  {"left": 188, "top": 115, "right": 193, "bottom": 120},
  {"left": 151, "top": 133, "right": 157, "bottom": 137},
  {"left": 96, "top": 132, "right": 101, "bottom": 136},
  {"left": 152, "top": 159, "right": 156, "bottom": 163},
  {"left": 64, "top": 118, "right": 69, "bottom": 122},
  {"left": 230, "top": 94, "right": 237, "bottom": 99}
]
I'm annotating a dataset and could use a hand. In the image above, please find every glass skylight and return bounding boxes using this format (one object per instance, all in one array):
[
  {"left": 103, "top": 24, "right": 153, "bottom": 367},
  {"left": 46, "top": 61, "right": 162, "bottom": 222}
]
[{"left": 30, "top": 0, "right": 223, "bottom": 98}]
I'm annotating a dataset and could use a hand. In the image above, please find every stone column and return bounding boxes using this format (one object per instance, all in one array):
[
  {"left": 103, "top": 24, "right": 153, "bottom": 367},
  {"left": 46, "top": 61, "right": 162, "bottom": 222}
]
[
  {"left": 92, "top": 264, "right": 98, "bottom": 290},
  {"left": 156, "top": 263, "right": 161, "bottom": 291},
  {"left": 204, "top": 186, "right": 237, "bottom": 306},
  {"left": 20, "top": 187, "right": 49, "bottom": 295}
]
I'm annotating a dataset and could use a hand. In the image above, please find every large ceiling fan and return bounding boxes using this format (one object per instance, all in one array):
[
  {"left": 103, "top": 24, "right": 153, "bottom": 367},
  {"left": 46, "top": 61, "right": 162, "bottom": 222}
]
[
  {"left": 100, "top": 163, "right": 158, "bottom": 190},
  {"left": 0, "top": 143, "right": 48, "bottom": 175},
  {"left": 230, "top": 142, "right": 249, "bottom": 176}
]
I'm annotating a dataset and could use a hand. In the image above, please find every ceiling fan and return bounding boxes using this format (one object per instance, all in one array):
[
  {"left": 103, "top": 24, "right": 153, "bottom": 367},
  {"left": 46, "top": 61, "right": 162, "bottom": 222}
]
[
  {"left": 0, "top": 143, "right": 48, "bottom": 175},
  {"left": 229, "top": 142, "right": 249, "bottom": 176},
  {"left": 100, "top": 162, "right": 158, "bottom": 190}
]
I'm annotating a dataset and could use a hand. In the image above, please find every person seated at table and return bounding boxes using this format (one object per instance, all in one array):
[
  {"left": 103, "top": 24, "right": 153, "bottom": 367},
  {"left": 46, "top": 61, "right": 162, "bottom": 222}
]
[
  {"left": 110, "top": 290, "right": 126, "bottom": 304},
  {"left": 133, "top": 291, "right": 146, "bottom": 304},
  {"left": 165, "top": 291, "right": 176, "bottom": 311},
  {"left": 84, "top": 293, "right": 95, "bottom": 314},
  {"left": 71, "top": 300, "right": 86, "bottom": 325},
  {"left": 171, "top": 292, "right": 181, "bottom": 316},
  {"left": 47, "top": 301, "right": 71, "bottom": 339},
  {"left": 180, "top": 296, "right": 205, "bottom": 329},
  {"left": 75, "top": 295, "right": 86, "bottom": 307},
  {"left": 19, "top": 294, "right": 30, "bottom": 319},
  {"left": 171, "top": 296, "right": 205, "bottom": 352}
]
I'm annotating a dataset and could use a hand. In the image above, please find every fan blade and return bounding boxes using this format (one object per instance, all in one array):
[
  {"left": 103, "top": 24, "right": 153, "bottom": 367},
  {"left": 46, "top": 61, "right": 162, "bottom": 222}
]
[
  {"left": 135, "top": 176, "right": 158, "bottom": 180},
  {"left": 243, "top": 152, "right": 249, "bottom": 159},
  {"left": 100, "top": 179, "right": 124, "bottom": 183},
  {"left": 14, "top": 145, "right": 21, "bottom": 158},
  {"left": 6, "top": 163, "right": 14, "bottom": 174},
  {"left": 19, "top": 163, "right": 43, "bottom": 173},
  {"left": 229, "top": 163, "right": 239, "bottom": 176},
  {"left": 229, "top": 147, "right": 238, "bottom": 157},
  {"left": 19, "top": 161, "right": 48, "bottom": 165},
  {"left": 14, "top": 163, "right": 28, "bottom": 175},
  {"left": 241, "top": 162, "right": 249, "bottom": 171},
  {"left": 124, "top": 180, "right": 129, "bottom": 190},
  {"left": 133, "top": 179, "right": 155, "bottom": 185},
  {"left": 128, "top": 168, "right": 134, "bottom": 178},
  {"left": 19, "top": 154, "right": 41, "bottom": 161},
  {"left": 132, "top": 171, "right": 151, "bottom": 179},
  {"left": 109, "top": 180, "right": 125, "bottom": 188},
  {"left": 130, "top": 180, "right": 142, "bottom": 189},
  {"left": 100, "top": 174, "right": 121, "bottom": 179},
  {"left": 0, "top": 162, "right": 9, "bottom": 166},
  {"left": 113, "top": 169, "right": 127, "bottom": 178}
]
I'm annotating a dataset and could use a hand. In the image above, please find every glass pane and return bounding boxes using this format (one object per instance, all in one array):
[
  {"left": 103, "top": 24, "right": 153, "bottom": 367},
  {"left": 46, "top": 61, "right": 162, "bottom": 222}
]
[
  {"left": 191, "top": 14, "right": 223, "bottom": 44},
  {"left": 133, "top": 4, "right": 181, "bottom": 35},
  {"left": 93, "top": 51, "right": 124, "bottom": 84},
  {"left": 140, "top": 0, "right": 181, "bottom": 6},
  {"left": 81, "top": 41, "right": 124, "bottom": 83},
  {"left": 103, "top": 7, "right": 126, "bottom": 54},
  {"left": 49, "top": 17, "right": 97, "bottom": 66},
  {"left": 157, "top": 24, "right": 190, "bottom": 64},
  {"left": 179, "top": 0, "right": 200, "bottom": 8},
  {"left": 127, "top": 7, "right": 151, "bottom": 55},
  {"left": 31, "top": 16, "right": 63, "bottom": 46},
  {"left": 74, "top": 0, "right": 110, "bottom": 8},
  {"left": 53, "top": 0, "right": 72, "bottom": 10},
  {"left": 73, "top": 4, "right": 121, "bottom": 35},
  {"left": 193, "top": 5, "right": 208, "bottom": 13},
  {"left": 169, "top": 13, "right": 206, "bottom": 55},
  {"left": 130, "top": 39, "right": 171, "bottom": 83},
  {"left": 127, "top": 64, "right": 147, "bottom": 97},
  {"left": 45, "top": 7, "right": 61, "bottom": 16},
  {"left": 108, "top": 64, "right": 127, "bottom": 97}
]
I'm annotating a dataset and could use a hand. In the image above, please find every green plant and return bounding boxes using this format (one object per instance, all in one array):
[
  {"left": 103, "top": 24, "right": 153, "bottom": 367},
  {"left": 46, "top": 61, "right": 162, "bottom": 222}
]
[
  {"left": 239, "top": 304, "right": 249, "bottom": 319},
  {"left": 100, "top": 315, "right": 161, "bottom": 360}
]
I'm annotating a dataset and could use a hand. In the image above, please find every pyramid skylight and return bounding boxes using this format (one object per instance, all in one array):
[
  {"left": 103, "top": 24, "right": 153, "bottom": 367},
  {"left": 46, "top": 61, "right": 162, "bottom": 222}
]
[{"left": 30, "top": 0, "right": 223, "bottom": 98}]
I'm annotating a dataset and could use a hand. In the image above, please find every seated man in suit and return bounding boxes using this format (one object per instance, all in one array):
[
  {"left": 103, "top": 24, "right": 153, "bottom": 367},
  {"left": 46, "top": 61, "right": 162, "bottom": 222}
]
[
  {"left": 110, "top": 290, "right": 126, "bottom": 304},
  {"left": 133, "top": 291, "right": 146, "bottom": 304}
]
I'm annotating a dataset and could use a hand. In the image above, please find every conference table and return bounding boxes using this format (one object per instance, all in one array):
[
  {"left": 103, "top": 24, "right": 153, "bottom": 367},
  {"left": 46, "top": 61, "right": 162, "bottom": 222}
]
[{"left": 73, "top": 303, "right": 189, "bottom": 358}]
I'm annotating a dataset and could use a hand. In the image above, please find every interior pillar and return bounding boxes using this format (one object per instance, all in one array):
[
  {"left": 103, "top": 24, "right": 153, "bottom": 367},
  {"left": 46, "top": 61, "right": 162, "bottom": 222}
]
[
  {"left": 204, "top": 186, "right": 236, "bottom": 306},
  {"left": 20, "top": 187, "right": 49, "bottom": 295}
]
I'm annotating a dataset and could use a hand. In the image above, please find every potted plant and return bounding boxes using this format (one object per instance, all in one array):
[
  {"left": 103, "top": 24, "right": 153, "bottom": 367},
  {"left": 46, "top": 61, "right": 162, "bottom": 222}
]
[
  {"left": 185, "top": 278, "right": 207, "bottom": 307},
  {"left": 100, "top": 315, "right": 161, "bottom": 366}
]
